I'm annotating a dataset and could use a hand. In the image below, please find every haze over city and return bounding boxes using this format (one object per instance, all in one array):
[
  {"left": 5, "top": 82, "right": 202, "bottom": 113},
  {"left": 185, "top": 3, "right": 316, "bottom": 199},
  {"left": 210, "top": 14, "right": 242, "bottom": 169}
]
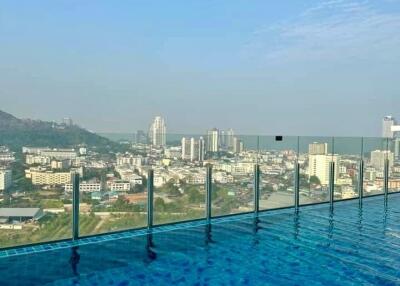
[
  {"left": 3, "top": 1, "right": 400, "bottom": 284},
  {"left": 1, "top": 0, "right": 400, "bottom": 135}
]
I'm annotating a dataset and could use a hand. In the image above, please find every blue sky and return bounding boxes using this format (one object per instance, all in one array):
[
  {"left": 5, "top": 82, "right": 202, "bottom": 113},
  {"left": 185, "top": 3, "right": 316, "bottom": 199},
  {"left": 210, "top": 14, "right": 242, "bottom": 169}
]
[{"left": 1, "top": 0, "right": 400, "bottom": 136}]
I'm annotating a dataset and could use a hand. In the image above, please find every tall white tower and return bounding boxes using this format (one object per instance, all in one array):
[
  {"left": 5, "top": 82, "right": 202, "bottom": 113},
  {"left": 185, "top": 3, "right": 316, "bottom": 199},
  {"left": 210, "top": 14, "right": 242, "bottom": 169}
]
[
  {"left": 149, "top": 116, "right": 166, "bottom": 146},
  {"left": 226, "top": 128, "right": 235, "bottom": 150},
  {"left": 382, "top": 116, "right": 395, "bottom": 138},
  {"left": 198, "top": 137, "right": 205, "bottom": 161},
  {"left": 207, "top": 128, "right": 219, "bottom": 152},
  {"left": 181, "top": 137, "right": 191, "bottom": 160},
  {"left": 182, "top": 137, "right": 204, "bottom": 162}
]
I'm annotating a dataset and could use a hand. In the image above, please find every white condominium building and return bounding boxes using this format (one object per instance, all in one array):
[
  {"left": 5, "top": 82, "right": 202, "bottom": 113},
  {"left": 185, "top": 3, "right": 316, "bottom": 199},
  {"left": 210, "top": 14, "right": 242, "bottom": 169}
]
[
  {"left": 382, "top": 116, "right": 395, "bottom": 138},
  {"left": 226, "top": 128, "right": 235, "bottom": 150},
  {"left": 22, "top": 147, "right": 77, "bottom": 160},
  {"left": 207, "top": 128, "right": 219, "bottom": 152},
  {"left": 233, "top": 137, "right": 244, "bottom": 154},
  {"left": 40, "top": 149, "right": 77, "bottom": 160},
  {"left": 26, "top": 155, "right": 51, "bottom": 165},
  {"left": 149, "top": 116, "right": 166, "bottom": 147},
  {"left": 107, "top": 180, "right": 131, "bottom": 192},
  {"left": 22, "top": 147, "right": 50, "bottom": 154},
  {"left": 0, "top": 153, "right": 15, "bottom": 163},
  {"left": 308, "top": 142, "right": 328, "bottom": 155},
  {"left": 181, "top": 137, "right": 191, "bottom": 160},
  {"left": 182, "top": 137, "right": 205, "bottom": 162},
  {"left": 0, "top": 169, "right": 12, "bottom": 191},
  {"left": 308, "top": 154, "right": 339, "bottom": 185},
  {"left": 370, "top": 150, "right": 394, "bottom": 171},
  {"left": 116, "top": 154, "right": 144, "bottom": 167},
  {"left": 116, "top": 169, "right": 143, "bottom": 185},
  {"left": 26, "top": 169, "right": 72, "bottom": 185},
  {"left": 64, "top": 182, "right": 102, "bottom": 193}
]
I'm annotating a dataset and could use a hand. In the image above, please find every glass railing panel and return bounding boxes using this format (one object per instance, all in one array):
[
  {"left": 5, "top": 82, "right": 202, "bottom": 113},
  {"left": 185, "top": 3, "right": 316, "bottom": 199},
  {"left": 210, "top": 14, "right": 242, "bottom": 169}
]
[
  {"left": 333, "top": 137, "right": 362, "bottom": 201},
  {"left": 79, "top": 146, "right": 147, "bottom": 236},
  {"left": 362, "top": 137, "right": 388, "bottom": 197},
  {"left": 298, "top": 136, "right": 334, "bottom": 205},
  {"left": 211, "top": 134, "right": 257, "bottom": 217},
  {"left": 154, "top": 134, "right": 206, "bottom": 225},
  {"left": 259, "top": 135, "right": 298, "bottom": 210},
  {"left": 388, "top": 137, "right": 400, "bottom": 193},
  {"left": 0, "top": 146, "right": 72, "bottom": 248}
]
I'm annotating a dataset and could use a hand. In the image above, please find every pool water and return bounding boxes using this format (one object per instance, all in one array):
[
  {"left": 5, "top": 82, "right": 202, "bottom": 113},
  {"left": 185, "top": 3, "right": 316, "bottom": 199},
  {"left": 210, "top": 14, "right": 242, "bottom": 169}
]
[{"left": 1, "top": 194, "right": 400, "bottom": 285}]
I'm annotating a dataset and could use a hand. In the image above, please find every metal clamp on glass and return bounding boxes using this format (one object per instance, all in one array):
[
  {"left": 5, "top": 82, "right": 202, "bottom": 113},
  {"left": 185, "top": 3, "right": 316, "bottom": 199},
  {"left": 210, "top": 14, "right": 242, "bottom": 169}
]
[
  {"left": 147, "top": 169, "right": 154, "bottom": 229},
  {"left": 72, "top": 172, "right": 80, "bottom": 240}
]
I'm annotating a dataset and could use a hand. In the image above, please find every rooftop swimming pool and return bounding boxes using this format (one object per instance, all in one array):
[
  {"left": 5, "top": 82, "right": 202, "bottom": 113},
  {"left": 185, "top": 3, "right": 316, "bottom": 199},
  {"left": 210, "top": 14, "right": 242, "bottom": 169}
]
[{"left": 0, "top": 194, "right": 399, "bottom": 285}]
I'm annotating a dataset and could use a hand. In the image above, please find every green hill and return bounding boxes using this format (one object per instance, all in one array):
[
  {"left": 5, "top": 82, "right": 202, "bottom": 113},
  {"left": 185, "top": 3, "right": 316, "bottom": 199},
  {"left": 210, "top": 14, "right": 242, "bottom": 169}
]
[{"left": 0, "top": 110, "right": 121, "bottom": 151}]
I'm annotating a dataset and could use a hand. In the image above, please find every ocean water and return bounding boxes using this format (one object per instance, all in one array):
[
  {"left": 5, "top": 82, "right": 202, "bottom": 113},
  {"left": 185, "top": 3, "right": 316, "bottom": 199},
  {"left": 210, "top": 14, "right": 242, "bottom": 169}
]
[
  {"left": 0, "top": 194, "right": 399, "bottom": 285},
  {"left": 99, "top": 133, "right": 390, "bottom": 155}
]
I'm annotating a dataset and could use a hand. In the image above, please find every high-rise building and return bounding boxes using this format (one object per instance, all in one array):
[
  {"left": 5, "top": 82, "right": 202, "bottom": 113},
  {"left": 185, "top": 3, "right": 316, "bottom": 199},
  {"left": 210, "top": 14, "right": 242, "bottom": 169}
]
[
  {"left": 62, "top": 117, "right": 73, "bottom": 126},
  {"left": 149, "top": 116, "right": 166, "bottom": 147},
  {"left": 218, "top": 128, "right": 235, "bottom": 150},
  {"left": 135, "top": 130, "right": 147, "bottom": 144},
  {"left": 226, "top": 128, "right": 235, "bottom": 150},
  {"left": 0, "top": 169, "right": 12, "bottom": 191},
  {"left": 395, "top": 138, "right": 400, "bottom": 161},
  {"left": 181, "top": 137, "right": 205, "bottom": 162},
  {"left": 308, "top": 154, "right": 339, "bottom": 185},
  {"left": 181, "top": 137, "right": 192, "bottom": 160},
  {"left": 308, "top": 142, "right": 328, "bottom": 155},
  {"left": 198, "top": 137, "right": 205, "bottom": 162},
  {"left": 220, "top": 130, "right": 226, "bottom": 148},
  {"left": 382, "top": 116, "right": 395, "bottom": 138},
  {"left": 370, "top": 150, "right": 394, "bottom": 171},
  {"left": 189, "top": 138, "right": 196, "bottom": 162},
  {"left": 233, "top": 137, "right": 244, "bottom": 154},
  {"left": 207, "top": 128, "right": 219, "bottom": 152}
]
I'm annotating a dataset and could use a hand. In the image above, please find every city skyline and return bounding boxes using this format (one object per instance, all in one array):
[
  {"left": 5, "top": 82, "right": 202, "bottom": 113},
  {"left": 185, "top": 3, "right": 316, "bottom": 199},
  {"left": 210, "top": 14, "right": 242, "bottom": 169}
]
[
  {"left": 2, "top": 1, "right": 400, "bottom": 283},
  {"left": 1, "top": 0, "right": 400, "bottom": 136}
]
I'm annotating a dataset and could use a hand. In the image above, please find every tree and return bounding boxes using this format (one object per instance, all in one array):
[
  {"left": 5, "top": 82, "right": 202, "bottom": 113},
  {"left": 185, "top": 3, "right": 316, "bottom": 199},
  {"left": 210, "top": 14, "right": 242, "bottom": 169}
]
[
  {"left": 309, "top": 175, "right": 321, "bottom": 185},
  {"left": 154, "top": 197, "right": 166, "bottom": 212},
  {"left": 187, "top": 187, "right": 204, "bottom": 204},
  {"left": 160, "top": 180, "right": 181, "bottom": 197}
]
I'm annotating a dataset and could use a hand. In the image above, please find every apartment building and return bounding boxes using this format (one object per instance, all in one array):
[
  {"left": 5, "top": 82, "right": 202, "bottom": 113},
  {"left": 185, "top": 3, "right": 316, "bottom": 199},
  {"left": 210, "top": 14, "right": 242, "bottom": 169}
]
[{"left": 0, "top": 169, "right": 12, "bottom": 191}]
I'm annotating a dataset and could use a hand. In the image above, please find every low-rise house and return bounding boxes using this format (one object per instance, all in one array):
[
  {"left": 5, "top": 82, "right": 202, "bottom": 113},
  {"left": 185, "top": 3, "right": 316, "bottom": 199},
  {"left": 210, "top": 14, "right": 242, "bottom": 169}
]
[
  {"left": 0, "top": 208, "right": 44, "bottom": 224},
  {"left": 107, "top": 179, "right": 131, "bottom": 192}
]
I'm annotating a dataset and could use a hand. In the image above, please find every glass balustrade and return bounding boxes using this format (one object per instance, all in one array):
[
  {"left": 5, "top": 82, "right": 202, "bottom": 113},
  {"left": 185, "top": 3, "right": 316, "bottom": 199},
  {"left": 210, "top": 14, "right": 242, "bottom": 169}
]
[
  {"left": 258, "top": 135, "right": 297, "bottom": 210},
  {"left": 388, "top": 138, "right": 400, "bottom": 193},
  {"left": 0, "top": 135, "right": 399, "bottom": 250},
  {"left": 0, "top": 146, "right": 72, "bottom": 248},
  {"left": 333, "top": 137, "right": 362, "bottom": 201},
  {"left": 298, "top": 136, "right": 334, "bottom": 205},
  {"left": 211, "top": 135, "right": 257, "bottom": 217},
  {"left": 362, "top": 137, "right": 388, "bottom": 197},
  {"left": 153, "top": 134, "right": 206, "bottom": 225}
]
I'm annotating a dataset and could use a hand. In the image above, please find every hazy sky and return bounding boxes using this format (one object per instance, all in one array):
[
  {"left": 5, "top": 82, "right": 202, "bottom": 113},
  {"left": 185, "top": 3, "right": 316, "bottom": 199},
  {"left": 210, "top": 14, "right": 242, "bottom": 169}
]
[{"left": 1, "top": 0, "right": 400, "bottom": 136}]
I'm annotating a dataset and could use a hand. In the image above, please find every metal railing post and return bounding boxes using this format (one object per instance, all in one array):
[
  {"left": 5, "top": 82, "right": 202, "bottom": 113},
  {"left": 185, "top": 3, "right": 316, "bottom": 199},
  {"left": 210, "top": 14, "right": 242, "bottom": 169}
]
[
  {"left": 384, "top": 158, "right": 389, "bottom": 204},
  {"left": 206, "top": 165, "right": 212, "bottom": 223},
  {"left": 72, "top": 173, "right": 80, "bottom": 240},
  {"left": 147, "top": 169, "right": 154, "bottom": 229},
  {"left": 294, "top": 162, "right": 300, "bottom": 213},
  {"left": 358, "top": 159, "right": 364, "bottom": 207},
  {"left": 254, "top": 164, "right": 260, "bottom": 214},
  {"left": 329, "top": 161, "right": 335, "bottom": 212}
]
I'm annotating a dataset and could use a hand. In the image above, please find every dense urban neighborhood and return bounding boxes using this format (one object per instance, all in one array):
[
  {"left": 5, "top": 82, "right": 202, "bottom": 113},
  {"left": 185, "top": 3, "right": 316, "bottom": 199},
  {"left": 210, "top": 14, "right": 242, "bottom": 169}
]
[{"left": 0, "top": 112, "right": 400, "bottom": 247}]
